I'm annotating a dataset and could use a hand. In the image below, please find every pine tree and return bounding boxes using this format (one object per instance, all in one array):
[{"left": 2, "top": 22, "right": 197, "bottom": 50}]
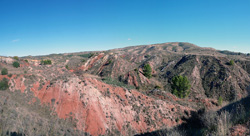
[
  {"left": 171, "top": 75, "right": 191, "bottom": 98},
  {"left": 143, "top": 64, "right": 152, "bottom": 78}
]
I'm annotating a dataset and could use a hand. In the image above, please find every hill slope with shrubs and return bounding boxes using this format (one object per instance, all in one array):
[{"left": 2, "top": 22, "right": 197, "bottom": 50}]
[{"left": 0, "top": 42, "right": 250, "bottom": 135}]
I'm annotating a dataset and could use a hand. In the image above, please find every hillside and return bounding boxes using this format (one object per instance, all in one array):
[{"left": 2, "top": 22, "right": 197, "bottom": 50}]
[{"left": 0, "top": 42, "right": 250, "bottom": 136}]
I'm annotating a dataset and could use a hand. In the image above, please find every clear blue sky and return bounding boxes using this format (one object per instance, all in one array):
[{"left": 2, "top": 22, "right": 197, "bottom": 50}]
[{"left": 0, "top": 0, "right": 250, "bottom": 56}]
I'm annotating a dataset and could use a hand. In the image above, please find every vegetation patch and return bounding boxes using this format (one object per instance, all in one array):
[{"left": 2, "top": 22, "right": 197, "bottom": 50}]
[
  {"left": 12, "top": 61, "right": 20, "bottom": 68},
  {"left": 81, "top": 59, "right": 86, "bottom": 62},
  {"left": 218, "top": 96, "right": 223, "bottom": 106},
  {"left": 219, "top": 50, "right": 246, "bottom": 56},
  {"left": 143, "top": 64, "right": 152, "bottom": 78},
  {"left": 171, "top": 75, "right": 191, "bottom": 98},
  {"left": 41, "top": 59, "right": 52, "bottom": 65},
  {"left": 78, "top": 53, "right": 94, "bottom": 58},
  {"left": 228, "top": 60, "right": 235, "bottom": 66},
  {"left": 67, "top": 54, "right": 73, "bottom": 57},
  {"left": 102, "top": 77, "right": 134, "bottom": 90},
  {"left": 107, "top": 60, "right": 112, "bottom": 65},
  {"left": 13, "top": 56, "right": 19, "bottom": 60},
  {"left": 154, "top": 85, "right": 161, "bottom": 89},
  {"left": 65, "top": 65, "right": 69, "bottom": 70},
  {"left": 1, "top": 68, "right": 8, "bottom": 75},
  {"left": 0, "top": 78, "right": 9, "bottom": 90}
]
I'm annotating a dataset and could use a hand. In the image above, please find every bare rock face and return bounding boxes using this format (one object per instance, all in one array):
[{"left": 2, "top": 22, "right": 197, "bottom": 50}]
[
  {"left": 0, "top": 57, "right": 14, "bottom": 64},
  {"left": 8, "top": 74, "right": 194, "bottom": 136}
]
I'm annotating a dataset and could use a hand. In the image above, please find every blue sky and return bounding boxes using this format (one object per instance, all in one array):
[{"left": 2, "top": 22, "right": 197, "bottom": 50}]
[{"left": 0, "top": 0, "right": 250, "bottom": 56}]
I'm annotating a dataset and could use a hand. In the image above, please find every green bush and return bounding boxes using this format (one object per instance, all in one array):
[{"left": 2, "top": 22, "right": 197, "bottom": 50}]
[
  {"left": 107, "top": 60, "right": 112, "bottom": 64},
  {"left": 229, "top": 60, "right": 234, "bottom": 66},
  {"left": 78, "top": 53, "right": 94, "bottom": 58},
  {"left": 88, "top": 53, "right": 94, "bottom": 58},
  {"left": 175, "top": 117, "right": 179, "bottom": 122},
  {"left": 13, "top": 61, "right": 20, "bottom": 68},
  {"left": 41, "top": 59, "right": 52, "bottom": 65},
  {"left": 102, "top": 77, "right": 134, "bottom": 90},
  {"left": 8, "top": 74, "right": 12, "bottom": 78},
  {"left": 155, "top": 85, "right": 161, "bottom": 89},
  {"left": 1, "top": 68, "right": 8, "bottom": 75},
  {"left": 65, "top": 65, "right": 69, "bottom": 70},
  {"left": 0, "top": 78, "right": 9, "bottom": 90},
  {"left": 78, "top": 54, "right": 88, "bottom": 58},
  {"left": 67, "top": 54, "right": 73, "bottom": 57},
  {"left": 143, "top": 64, "right": 152, "bottom": 78},
  {"left": 171, "top": 75, "right": 191, "bottom": 98},
  {"left": 144, "top": 55, "right": 151, "bottom": 58},
  {"left": 24, "top": 59, "right": 29, "bottom": 63},
  {"left": 218, "top": 96, "right": 223, "bottom": 106},
  {"left": 13, "top": 56, "right": 19, "bottom": 60}
]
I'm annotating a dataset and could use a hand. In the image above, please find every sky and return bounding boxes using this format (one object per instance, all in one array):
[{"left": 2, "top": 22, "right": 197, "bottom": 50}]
[{"left": 0, "top": 0, "right": 250, "bottom": 57}]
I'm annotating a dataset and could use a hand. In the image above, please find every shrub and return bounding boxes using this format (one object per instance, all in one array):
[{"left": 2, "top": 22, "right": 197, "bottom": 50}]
[
  {"left": 232, "top": 104, "right": 247, "bottom": 124},
  {"left": 67, "top": 54, "right": 73, "bottom": 57},
  {"left": 154, "top": 85, "right": 161, "bottom": 89},
  {"left": 217, "top": 111, "right": 232, "bottom": 136},
  {"left": 88, "top": 53, "right": 94, "bottom": 58},
  {"left": 102, "top": 77, "right": 134, "bottom": 90},
  {"left": 144, "top": 55, "right": 151, "bottom": 58},
  {"left": 201, "top": 111, "right": 218, "bottom": 134},
  {"left": 78, "top": 53, "right": 94, "bottom": 58},
  {"left": 24, "top": 59, "right": 29, "bottom": 63},
  {"left": 78, "top": 54, "right": 88, "bottom": 58},
  {"left": 0, "top": 78, "right": 9, "bottom": 90},
  {"left": 8, "top": 74, "right": 12, "bottom": 78},
  {"left": 13, "top": 56, "right": 19, "bottom": 60},
  {"left": 218, "top": 96, "right": 223, "bottom": 106},
  {"left": 13, "top": 61, "right": 20, "bottom": 68},
  {"left": 229, "top": 60, "right": 235, "bottom": 66},
  {"left": 107, "top": 60, "right": 112, "bottom": 64},
  {"left": 81, "top": 59, "right": 86, "bottom": 63},
  {"left": 143, "top": 64, "right": 152, "bottom": 78},
  {"left": 201, "top": 111, "right": 232, "bottom": 136},
  {"left": 65, "top": 65, "right": 69, "bottom": 70},
  {"left": 175, "top": 117, "right": 179, "bottom": 122},
  {"left": 1, "top": 68, "right": 8, "bottom": 75},
  {"left": 41, "top": 59, "right": 52, "bottom": 65},
  {"left": 171, "top": 75, "right": 191, "bottom": 98}
]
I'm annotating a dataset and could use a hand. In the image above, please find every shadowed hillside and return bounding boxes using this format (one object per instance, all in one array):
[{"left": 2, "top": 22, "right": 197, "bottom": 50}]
[{"left": 136, "top": 96, "right": 250, "bottom": 136}]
